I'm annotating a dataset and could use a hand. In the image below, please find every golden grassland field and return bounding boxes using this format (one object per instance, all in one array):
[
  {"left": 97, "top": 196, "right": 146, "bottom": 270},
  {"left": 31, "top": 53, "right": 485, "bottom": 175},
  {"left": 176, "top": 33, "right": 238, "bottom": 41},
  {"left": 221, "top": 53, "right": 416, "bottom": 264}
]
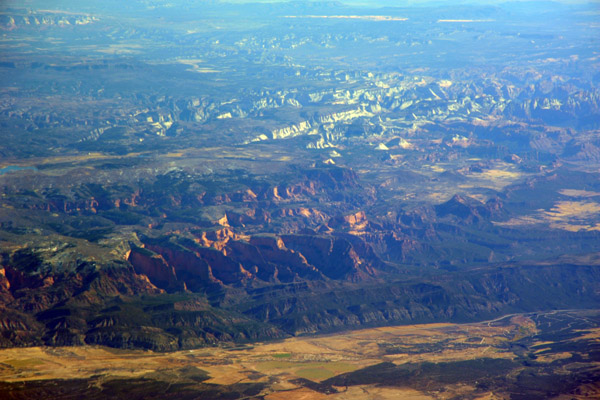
[{"left": 1, "top": 311, "right": 598, "bottom": 399}]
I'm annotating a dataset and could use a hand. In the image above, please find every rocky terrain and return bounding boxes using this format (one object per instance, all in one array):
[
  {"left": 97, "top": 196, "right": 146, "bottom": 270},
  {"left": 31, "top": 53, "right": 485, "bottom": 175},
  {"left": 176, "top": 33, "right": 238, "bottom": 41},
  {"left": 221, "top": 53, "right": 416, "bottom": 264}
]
[{"left": 0, "top": 0, "right": 598, "bottom": 360}]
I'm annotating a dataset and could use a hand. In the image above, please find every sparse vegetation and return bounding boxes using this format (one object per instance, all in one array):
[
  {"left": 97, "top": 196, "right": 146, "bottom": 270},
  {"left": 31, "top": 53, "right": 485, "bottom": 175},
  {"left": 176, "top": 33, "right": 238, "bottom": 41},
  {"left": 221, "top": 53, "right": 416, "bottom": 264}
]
[{"left": 0, "top": 0, "right": 598, "bottom": 398}]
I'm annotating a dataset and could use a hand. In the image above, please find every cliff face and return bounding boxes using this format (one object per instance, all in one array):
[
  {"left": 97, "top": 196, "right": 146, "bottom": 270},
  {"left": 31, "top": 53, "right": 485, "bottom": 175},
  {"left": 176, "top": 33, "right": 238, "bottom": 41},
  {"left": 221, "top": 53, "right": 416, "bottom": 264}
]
[
  {"left": 280, "top": 234, "right": 378, "bottom": 281},
  {"left": 128, "top": 231, "right": 381, "bottom": 290},
  {"left": 0, "top": 245, "right": 289, "bottom": 351},
  {"left": 238, "top": 262, "right": 600, "bottom": 335},
  {"left": 128, "top": 247, "right": 179, "bottom": 291},
  {"left": 1, "top": 221, "right": 599, "bottom": 352}
]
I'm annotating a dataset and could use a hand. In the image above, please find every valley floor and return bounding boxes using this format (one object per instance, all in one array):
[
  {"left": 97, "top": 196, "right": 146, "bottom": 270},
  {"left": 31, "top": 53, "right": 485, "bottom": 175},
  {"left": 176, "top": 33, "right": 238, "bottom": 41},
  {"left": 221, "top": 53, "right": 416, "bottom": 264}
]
[{"left": 0, "top": 309, "right": 598, "bottom": 399}]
